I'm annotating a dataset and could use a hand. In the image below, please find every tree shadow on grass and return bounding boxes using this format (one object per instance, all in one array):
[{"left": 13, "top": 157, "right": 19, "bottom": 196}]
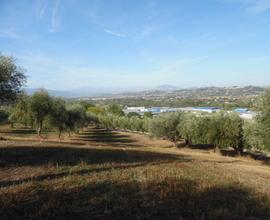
[
  {"left": 220, "top": 150, "right": 270, "bottom": 165},
  {"left": 188, "top": 143, "right": 215, "bottom": 150},
  {"left": 1, "top": 178, "right": 269, "bottom": 220},
  {"left": 0, "top": 145, "right": 188, "bottom": 168},
  {"left": 1, "top": 128, "right": 37, "bottom": 135},
  {"left": 180, "top": 143, "right": 270, "bottom": 165},
  {"left": 0, "top": 160, "right": 173, "bottom": 188},
  {"left": 72, "top": 128, "right": 137, "bottom": 144}
]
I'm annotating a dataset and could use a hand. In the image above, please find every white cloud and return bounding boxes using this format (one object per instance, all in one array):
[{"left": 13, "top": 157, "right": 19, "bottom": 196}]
[
  {"left": 0, "top": 29, "right": 22, "bottom": 39},
  {"left": 49, "top": 0, "right": 61, "bottom": 33},
  {"left": 105, "top": 29, "right": 127, "bottom": 38},
  {"left": 36, "top": 0, "right": 48, "bottom": 20}
]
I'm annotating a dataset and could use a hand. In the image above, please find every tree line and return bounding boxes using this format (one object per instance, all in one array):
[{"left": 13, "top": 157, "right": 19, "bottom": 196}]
[
  {"left": 8, "top": 90, "right": 91, "bottom": 137},
  {"left": 93, "top": 99, "right": 270, "bottom": 154}
]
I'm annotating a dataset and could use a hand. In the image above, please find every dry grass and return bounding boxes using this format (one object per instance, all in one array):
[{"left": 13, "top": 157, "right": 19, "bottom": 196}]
[{"left": 0, "top": 126, "right": 270, "bottom": 219}]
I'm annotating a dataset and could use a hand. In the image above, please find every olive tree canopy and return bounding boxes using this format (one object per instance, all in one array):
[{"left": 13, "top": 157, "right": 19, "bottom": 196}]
[
  {"left": 0, "top": 54, "right": 26, "bottom": 104},
  {"left": 255, "top": 89, "right": 270, "bottom": 150},
  {"left": 29, "top": 90, "right": 52, "bottom": 136}
]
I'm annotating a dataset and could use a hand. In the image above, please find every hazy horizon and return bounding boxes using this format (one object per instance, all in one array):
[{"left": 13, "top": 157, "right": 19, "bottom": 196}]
[{"left": 1, "top": 0, "right": 270, "bottom": 90}]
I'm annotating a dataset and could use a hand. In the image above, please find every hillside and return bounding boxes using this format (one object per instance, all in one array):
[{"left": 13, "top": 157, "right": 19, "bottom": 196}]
[
  {"left": 0, "top": 127, "right": 269, "bottom": 219},
  {"left": 138, "top": 86, "right": 265, "bottom": 99}
]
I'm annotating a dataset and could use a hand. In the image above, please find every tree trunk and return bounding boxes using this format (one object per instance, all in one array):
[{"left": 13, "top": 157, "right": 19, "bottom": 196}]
[
  {"left": 233, "top": 142, "right": 244, "bottom": 156},
  {"left": 173, "top": 141, "right": 178, "bottom": 148},
  {"left": 238, "top": 145, "right": 244, "bottom": 156},
  {"left": 238, "top": 136, "right": 244, "bottom": 156},
  {"left": 214, "top": 145, "right": 220, "bottom": 153},
  {"left": 68, "top": 130, "right": 71, "bottom": 137},
  {"left": 235, "top": 145, "right": 244, "bottom": 156},
  {"left": 37, "top": 121, "right": 42, "bottom": 137},
  {"left": 185, "top": 139, "right": 190, "bottom": 146},
  {"left": 58, "top": 128, "right": 62, "bottom": 139}
]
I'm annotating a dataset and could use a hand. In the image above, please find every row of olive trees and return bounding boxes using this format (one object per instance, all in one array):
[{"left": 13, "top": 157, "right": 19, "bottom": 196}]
[
  {"left": 94, "top": 90, "right": 270, "bottom": 154},
  {"left": 90, "top": 104, "right": 246, "bottom": 153},
  {"left": 97, "top": 114, "right": 151, "bottom": 133},
  {"left": 148, "top": 107, "right": 269, "bottom": 153},
  {"left": 9, "top": 90, "right": 90, "bottom": 138},
  {"left": 86, "top": 103, "right": 150, "bottom": 133},
  {"left": 148, "top": 111, "right": 245, "bottom": 154}
]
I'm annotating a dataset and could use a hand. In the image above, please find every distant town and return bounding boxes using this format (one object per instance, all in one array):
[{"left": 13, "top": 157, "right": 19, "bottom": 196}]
[{"left": 123, "top": 106, "right": 257, "bottom": 120}]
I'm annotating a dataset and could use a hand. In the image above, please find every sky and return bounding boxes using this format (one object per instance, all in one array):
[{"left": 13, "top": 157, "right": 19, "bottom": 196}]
[{"left": 1, "top": 0, "right": 270, "bottom": 91}]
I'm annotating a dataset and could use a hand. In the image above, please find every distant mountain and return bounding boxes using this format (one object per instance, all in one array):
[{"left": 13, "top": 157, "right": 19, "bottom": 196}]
[{"left": 155, "top": 84, "right": 180, "bottom": 91}]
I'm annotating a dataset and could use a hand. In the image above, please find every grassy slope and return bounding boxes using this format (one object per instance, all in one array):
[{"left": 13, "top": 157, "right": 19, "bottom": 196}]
[{"left": 0, "top": 127, "right": 270, "bottom": 220}]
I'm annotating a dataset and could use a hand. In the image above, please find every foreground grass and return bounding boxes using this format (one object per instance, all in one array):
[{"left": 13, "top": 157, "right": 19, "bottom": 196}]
[{"left": 0, "top": 128, "right": 270, "bottom": 219}]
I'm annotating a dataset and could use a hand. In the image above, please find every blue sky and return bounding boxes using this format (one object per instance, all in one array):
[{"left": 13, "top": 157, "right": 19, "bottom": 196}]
[{"left": 1, "top": 0, "right": 270, "bottom": 90}]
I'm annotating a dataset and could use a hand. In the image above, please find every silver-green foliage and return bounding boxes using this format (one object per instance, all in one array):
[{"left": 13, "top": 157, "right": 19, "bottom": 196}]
[
  {"left": 49, "top": 98, "right": 68, "bottom": 138},
  {"left": 149, "top": 112, "right": 184, "bottom": 145},
  {"left": 29, "top": 90, "right": 52, "bottom": 136},
  {"left": 0, "top": 54, "right": 26, "bottom": 105},
  {"left": 253, "top": 89, "right": 270, "bottom": 150}
]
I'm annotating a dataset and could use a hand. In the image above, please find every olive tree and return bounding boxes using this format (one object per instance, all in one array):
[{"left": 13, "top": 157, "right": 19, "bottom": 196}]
[
  {"left": 87, "top": 105, "right": 107, "bottom": 115},
  {"left": 29, "top": 90, "right": 52, "bottom": 136},
  {"left": 8, "top": 94, "right": 34, "bottom": 128},
  {"left": 178, "top": 113, "right": 196, "bottom": 145},
  {"left": 149, "top": 112, "right": 184, "bottom": 147},
  {"left": 144, "top": 111, "right": 153, "bottom": 118},
  {"left": 49, "top": 98, "right": 67, "bottom": 138},
  {"left": 65, "top": 104, "right": 86, "bottom": 135},
  {"left": 243, "top": 120, "right": 263, "bottom": 150},
  {"left": 0, "top": 54, "right": 26, "bottom": 105},
  {"left": 142, "top": 117, "right": 151, "bottom": 133},
  {"left": 255, "top": 89, "right": 270, "bottom": 150},
  {"left": 178, "top": 113, "right": 211, "bottom": 145},
  {"left": 127, "top": 112, "right": 141, "bottom": 118},
  {"left": 107, "top": 104, "right": 124, "bottom": 116},
  {"left": 207, "top": 112, "right": 244, "bottom": 154}
]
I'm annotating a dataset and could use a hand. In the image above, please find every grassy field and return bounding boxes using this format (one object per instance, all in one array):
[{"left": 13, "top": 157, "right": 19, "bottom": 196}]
[{"left": 0, "top": 126, "right": 270, "bottom": 220}]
